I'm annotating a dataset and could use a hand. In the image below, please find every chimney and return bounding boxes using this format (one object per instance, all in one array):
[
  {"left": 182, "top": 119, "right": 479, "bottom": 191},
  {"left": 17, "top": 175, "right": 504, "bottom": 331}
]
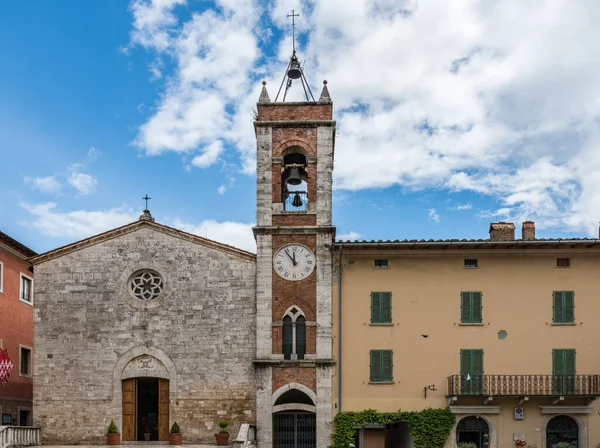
[
  {"left": 522, "top": 221, "right": 535, "bottom": 241},
  {"left": 489, "top": 222, "right": 515, "bottom": 241}
]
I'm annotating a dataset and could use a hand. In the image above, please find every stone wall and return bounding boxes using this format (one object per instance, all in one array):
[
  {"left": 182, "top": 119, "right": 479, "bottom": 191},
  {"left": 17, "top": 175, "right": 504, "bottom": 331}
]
[{"left": 33, "top": 226, "right": 256, "bottom": 444}]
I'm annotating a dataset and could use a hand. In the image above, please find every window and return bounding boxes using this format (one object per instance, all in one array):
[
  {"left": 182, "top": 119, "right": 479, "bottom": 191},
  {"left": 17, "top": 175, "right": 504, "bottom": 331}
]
[
  {"left": 0, "top": 261, "right": 3, "bottom": 293},
  {"left": 556, "top": 258, "right": 571, "bottom": 268},
  {"left": 552, "top": 349, "right": 575, "bottom": 394},
  {"left": 374, "top": 259, "right": 388, "bottom": 269},
  {"left": 370, "top": 292, "right": 392, "bottom": 324},
  {"left": 369, "top": 350, "right": 393, "bottom": 382},
  {"left": 20, "top": 274, "right": 33, "bottom": 304},
  {"left": 460, "top": 349, "right": 484, "bottom": 394},
  {"left": 460, "top": 292, "right": 482, "bottom": 324},
  {"left": 20, "top": 346, "right": 31, "bottom": 377},
  {"left": 553, "top": 291, "right": 574, "bottom": 323},
  {"left": 464, "top": 259, "right": 478, "bottom": 268},
  {"left": 17, "top": 408, "right": 32, "bottom": 427},
  {"left": 282, "top": 308, "right": 307, "bottom": 360}
]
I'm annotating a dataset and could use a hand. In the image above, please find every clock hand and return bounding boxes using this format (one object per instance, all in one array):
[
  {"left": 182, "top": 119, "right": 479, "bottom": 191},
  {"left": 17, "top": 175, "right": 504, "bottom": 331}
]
[
  {"left": 285, "top": 249, "right": 297, "bottom": 266},
  {"left": 292, "top": 251, "right": 297, "bottom": 264}
]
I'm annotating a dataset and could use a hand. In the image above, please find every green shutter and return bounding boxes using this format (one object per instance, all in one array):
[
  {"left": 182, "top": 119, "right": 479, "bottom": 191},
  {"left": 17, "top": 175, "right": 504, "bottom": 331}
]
[
  {"left": 460, "top": 349, "right": 471, "bottom": 377},
  {"left": 553, "top": 349, "right": 576, "bottom": 394},
  {"left": 382, "top": 350, "right": 393, "bottom": 381},
  {"left": 381, "top": 293, "right": 392, "bottom": 323},
  {"left": 371, "top": 292, "right": 381, "bottom": 323},
  {"left": 461, "top": 292, "right": 471, "bottom": 323},
  {"left": 564, "top": 292, "right": 574, "bottom": 323},
  {"left": 472, "top": 292, "right": 482, "bottom": 323},
  {"left": 565, "top": 349, "right": 576, "bottom": 375},
  {"left": 552, "top": 349, "right": 564, "bottom": 376},
  {"left": 553, "top": 291, "right": 563, "bottom": 323},
  {"left": 370, "top": 350, "right": 381, "bottom": 381},
  {"left": 460, "top": 349, "right": 483, "bottom": 394}
]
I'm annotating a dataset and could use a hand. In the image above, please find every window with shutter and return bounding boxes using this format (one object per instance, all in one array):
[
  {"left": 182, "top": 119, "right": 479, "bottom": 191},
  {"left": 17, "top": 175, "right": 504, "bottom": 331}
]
[
  {"left": 461, "top": 292, "right": 482, "bottom": 323},
  {"left": 553, "top": 291, "right": 575, "bottom": 323},
  {"left": 369, "top": 350, "right": 393, "bottom": 382},
  {"left": 283, "top": 316, "right": 293, "bottom": 360},
  {"left": 296, "top": 316, "right": 306, "bottom": 360},
  {"left": 460, "top": 349, "right": 484, "bottom": 394},
  {"left": 553, "top": 349, "right": 576, "bottom": 394},
  {"left": 371, "top": 292, "right": 392, "bottom": 323}
]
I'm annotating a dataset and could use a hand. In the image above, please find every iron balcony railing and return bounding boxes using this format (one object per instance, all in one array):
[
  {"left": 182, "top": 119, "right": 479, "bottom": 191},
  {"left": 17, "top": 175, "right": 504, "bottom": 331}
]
[
  {"left": 284, "top": 191, "right": 308, "bottom": 211},
  {"left": 447, "top": 374, "right": 600, "bottom": 397}
]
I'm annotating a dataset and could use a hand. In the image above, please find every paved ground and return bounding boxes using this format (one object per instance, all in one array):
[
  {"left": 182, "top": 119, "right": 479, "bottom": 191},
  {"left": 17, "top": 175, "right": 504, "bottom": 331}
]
[{"left": 42, "top": 446, "right": 232, "bottom": 448}]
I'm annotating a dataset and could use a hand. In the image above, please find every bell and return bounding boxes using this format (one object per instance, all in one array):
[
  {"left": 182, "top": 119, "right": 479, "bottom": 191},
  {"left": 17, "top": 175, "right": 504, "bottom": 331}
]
[
  {"left": 292, "top": 193, "right": 303, "bottom": 207},
  {"left": 287, "top": 59, "right": 302, "bottom": 80},
  {"left": 286, "top": 167, "right": 302, "bottom": 186}
]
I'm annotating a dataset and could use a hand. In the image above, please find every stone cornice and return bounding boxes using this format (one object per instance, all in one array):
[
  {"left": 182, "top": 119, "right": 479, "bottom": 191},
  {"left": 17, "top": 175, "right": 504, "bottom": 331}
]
[
  {"left": 254, "top": 120, "right": 336, "bottom": 128},
  {"left": 450, "top": 405, "right": 502, "bottom": 414},
  {"left": 253, "top": 359, "right": 335, "bottom": 367},
  {"left": 30, "top": 220, "right": 256, "bottom": 265},
  {"left": 253, "top": 225, "right": 336, "bottom": 235},
  {"left": 539, "top": 405, "right": 593, "bottom": 414}
]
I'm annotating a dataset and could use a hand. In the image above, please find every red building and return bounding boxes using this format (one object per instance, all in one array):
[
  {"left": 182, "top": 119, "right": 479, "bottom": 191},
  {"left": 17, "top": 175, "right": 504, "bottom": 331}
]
[{"left": 0, "top": 231, "right": 36, "bottom": 426}]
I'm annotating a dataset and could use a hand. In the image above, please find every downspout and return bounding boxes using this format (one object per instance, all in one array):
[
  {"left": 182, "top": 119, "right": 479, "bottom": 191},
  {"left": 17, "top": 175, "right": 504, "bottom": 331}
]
[{"left": 337, "top": 243, "right": 343, "bottom": 412}]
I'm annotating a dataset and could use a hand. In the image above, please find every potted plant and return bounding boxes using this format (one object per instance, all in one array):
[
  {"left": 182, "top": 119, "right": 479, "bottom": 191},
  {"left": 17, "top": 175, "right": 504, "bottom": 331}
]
[
  {"left": 107, "top": 420, "right": 120, "bottom": 445},
  {"left": 214, "top": 419, "right": 230, "bottom": 446},
  {"left": 169, "top": 422, "right": 182, "bottom": 445}
]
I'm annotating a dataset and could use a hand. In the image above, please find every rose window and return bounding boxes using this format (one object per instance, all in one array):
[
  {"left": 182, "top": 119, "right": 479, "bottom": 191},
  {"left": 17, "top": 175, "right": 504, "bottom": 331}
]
[{"left": 130, "top": 270, "right": 164, "bottom": 301}]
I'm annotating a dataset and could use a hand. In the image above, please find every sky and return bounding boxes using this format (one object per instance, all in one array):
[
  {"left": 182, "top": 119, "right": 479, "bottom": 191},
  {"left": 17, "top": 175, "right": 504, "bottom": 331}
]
[{"left": 1, "top": 0, "right": 600, "bottom": 254}]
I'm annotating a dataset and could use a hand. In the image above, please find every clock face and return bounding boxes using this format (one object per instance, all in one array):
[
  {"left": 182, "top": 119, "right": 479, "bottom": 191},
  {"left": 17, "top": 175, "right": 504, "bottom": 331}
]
[{"left": 273, "top": 244, "right": 316, "bottom": 281}]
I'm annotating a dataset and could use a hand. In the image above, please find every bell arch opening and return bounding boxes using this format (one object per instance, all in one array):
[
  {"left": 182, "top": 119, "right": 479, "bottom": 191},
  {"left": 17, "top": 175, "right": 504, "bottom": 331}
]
[{"left": 282, "top": 151, "right": 308, "bottom": 211}]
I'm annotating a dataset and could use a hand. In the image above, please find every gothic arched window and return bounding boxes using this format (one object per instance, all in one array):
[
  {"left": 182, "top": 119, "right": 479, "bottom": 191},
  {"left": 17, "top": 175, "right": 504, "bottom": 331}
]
[{"left": 282, "top": 307, "right": 307, "bottom": 360}]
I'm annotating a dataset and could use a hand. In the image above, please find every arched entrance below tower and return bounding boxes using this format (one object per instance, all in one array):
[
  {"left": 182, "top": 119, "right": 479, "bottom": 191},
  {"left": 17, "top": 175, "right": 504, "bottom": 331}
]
[
  {"left": 122, "top": 377, "right": 169, "bottom": 442},
  {"left": 456, "top": 416, "right": 489, "bottom": 448},
  {"left": 546, "top": 415, "right": 578, "bottom": 447},
  {"left": 273, "top": 389, "right": 316, "bottom": 448}
]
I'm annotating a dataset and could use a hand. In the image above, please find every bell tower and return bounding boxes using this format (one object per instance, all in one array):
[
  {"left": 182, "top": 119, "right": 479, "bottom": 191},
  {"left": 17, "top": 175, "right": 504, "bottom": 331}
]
[{"left": 252, "top": 29, "right": 336, "bottom": 448}]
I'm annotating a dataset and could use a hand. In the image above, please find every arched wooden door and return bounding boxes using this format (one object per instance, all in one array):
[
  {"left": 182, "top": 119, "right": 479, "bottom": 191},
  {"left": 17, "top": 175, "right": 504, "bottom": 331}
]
[{"left": 122, "top": 378, "right": 169, "bottom": 441}]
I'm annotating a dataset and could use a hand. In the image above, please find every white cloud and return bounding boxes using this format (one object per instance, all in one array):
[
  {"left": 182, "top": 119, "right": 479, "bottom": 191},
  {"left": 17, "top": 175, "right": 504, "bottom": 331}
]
[
  {"left": 68, "top": 172, "right": 98, "bottom": 195},
  {"left": 217, "top": 185, "right": 227, "bottom": 195},
  {"left": 170, "top": 218, "right": 256, "bottom": 252},
  {"left": 448, "top": 203, "right": 473, "bottom": 211},
  {"left": 190, "top": 141, "right": 224, "bottom": 168},
  {"left": 20, "top": 202, "right": 136, "bottom": 239},
  {"left": 87, "top": 147, "right": 102, "bottom": 161},
  {"left": 428, "top": 208, "right": 440, "bottom": 224},
  {"left": 129, "top": 0, "right": 260, "bottom": 170},
  {"left": 337, "top": 231, "right": 361, "bottom": 241},
  {"left": 24, "top": 176, "right": 62, "bottom": 194},
  {"left": 129, "top": 0, "right": 600, "bottom": 236}
]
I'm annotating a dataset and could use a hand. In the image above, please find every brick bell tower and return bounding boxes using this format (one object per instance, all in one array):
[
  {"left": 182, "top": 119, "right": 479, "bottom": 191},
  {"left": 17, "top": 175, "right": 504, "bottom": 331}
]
[{"left": 252, "top": 46, "right": 336, "bottom": 448}]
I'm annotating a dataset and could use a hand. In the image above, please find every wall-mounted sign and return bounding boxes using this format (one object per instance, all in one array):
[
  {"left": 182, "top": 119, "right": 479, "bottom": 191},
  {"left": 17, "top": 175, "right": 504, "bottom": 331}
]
[{"left": 514, "top": 407, "right": 524, "bottom": 420}]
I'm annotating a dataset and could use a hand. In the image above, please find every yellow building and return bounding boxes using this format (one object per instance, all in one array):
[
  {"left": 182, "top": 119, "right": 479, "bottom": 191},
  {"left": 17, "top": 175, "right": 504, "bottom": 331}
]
[{"left": 332, "top": 221, "right": 600, "bottom": 448}]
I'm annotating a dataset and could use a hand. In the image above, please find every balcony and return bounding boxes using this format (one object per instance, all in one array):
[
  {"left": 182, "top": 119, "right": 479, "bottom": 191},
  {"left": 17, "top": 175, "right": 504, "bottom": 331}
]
[{"left": 447, "top": 374, "right": 600, "bottom": 401}]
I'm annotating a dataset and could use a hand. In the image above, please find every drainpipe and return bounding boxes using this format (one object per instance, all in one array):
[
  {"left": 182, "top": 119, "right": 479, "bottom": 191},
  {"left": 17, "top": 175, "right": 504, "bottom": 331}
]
[{"left": 337, "top": 243, "right": 343, "bottom": 412}]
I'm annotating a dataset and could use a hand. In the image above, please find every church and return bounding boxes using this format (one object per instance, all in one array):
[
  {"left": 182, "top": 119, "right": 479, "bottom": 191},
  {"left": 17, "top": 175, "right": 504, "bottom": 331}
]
[{"left": 29, "top": 61, "right": 335, "bottom": 446}]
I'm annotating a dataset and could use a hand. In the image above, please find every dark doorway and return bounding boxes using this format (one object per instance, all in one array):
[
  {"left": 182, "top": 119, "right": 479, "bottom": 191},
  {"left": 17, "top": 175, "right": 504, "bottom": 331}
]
[
  {"left": 457, "top": 416, "right": 489, "bottom": 448},
  {"left": 273, "top": 412, "right": 316, "bottom": 448},
  {"left": 547, "top": 415, "right": 578, "bottom": 447},
  {"left": 137, "top": 378, "right": 159, "bottom": 441}
]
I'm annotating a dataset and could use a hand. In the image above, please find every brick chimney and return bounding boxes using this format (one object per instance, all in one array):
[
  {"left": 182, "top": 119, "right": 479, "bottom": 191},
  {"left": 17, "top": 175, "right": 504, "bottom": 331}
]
[
  {"left": 489, "top": 222, "right": 515, "bottom": 241},
  {"left": 522, "top": 221, "right": 535, "bottom": 241}
]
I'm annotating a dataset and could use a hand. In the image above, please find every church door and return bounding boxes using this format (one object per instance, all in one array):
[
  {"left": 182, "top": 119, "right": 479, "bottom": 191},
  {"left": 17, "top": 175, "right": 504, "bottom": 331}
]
[
  {"left": 273, "top": 412, "right": 316, "bottom": 448},
  {"left": 121, "top": 378, "right": 169, "bottom": 441}
]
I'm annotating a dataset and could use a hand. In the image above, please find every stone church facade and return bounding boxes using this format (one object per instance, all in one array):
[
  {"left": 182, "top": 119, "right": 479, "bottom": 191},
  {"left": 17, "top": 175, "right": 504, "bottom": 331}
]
[{"left": 30, "top": 81, "right": 336, "bottom": 447}]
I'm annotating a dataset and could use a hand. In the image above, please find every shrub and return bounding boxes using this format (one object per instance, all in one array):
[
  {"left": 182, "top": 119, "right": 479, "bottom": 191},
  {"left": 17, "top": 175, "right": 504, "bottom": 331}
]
[
  {"left": 107, "top": 420, "right": 119, "bottom": 434},
  {"left": 218, "top": 419, "right": 229, "bottom": 434},
  {"left": 170, "top": 422, "right": 180, "bottom": 434},
  {"left": 457, "top": 443, "right": 478, "bottom": 448}
]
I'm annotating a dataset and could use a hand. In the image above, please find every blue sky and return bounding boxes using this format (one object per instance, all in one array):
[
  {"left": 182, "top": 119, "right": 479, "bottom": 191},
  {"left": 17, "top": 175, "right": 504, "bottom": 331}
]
[{"left": 1, "top": 0, "right": 599, "bottom": 254}]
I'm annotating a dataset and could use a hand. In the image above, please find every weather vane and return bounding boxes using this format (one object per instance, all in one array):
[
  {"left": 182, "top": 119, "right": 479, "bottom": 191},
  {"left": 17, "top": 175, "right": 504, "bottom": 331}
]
[
  {"left": 274, "top": 10, "right": 315, "bottom": 102},
  {"left": 142, "top": 194, "right": 151, "bottom": 210}
]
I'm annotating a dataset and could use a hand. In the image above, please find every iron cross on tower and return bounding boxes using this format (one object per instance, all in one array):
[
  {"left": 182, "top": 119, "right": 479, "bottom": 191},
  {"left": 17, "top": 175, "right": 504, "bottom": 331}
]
[
  {"left": 287, "top": 9, "right": 299, "bottom": 53},
  {"left": 142, "top": 194, "right": 151, "bottom": 210}
]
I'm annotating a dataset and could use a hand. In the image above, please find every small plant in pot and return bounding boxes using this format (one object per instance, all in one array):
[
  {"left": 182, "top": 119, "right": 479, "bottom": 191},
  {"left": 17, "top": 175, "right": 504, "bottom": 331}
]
[
  {"left": 214, "top": 419, "right": 230, "bottom": 446},
  {"left": 107, "top": 420, "right": 121, "bottom": 445},
  {"left": 169, "top": 422, "right": 182, "bottom": 445}
]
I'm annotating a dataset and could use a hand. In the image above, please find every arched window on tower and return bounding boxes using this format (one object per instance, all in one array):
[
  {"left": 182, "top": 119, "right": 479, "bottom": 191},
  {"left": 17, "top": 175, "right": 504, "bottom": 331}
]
[
  {"left": 282, "top": 152, "right": 308, "bottom": 211},
  {"left": 282, "top": 307, "right": 307, "bottom": 360}
]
